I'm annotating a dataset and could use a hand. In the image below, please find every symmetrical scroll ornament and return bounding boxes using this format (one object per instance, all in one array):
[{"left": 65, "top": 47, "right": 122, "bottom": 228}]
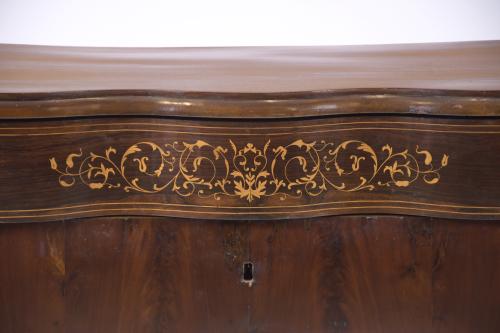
[{"left": 49, "top": 140, "right": 449, "bottom": 203}]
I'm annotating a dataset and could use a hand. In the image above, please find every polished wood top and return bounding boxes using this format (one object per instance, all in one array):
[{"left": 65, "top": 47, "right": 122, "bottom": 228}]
[
  {"left": 1, "top": 41, "right": 500, "bottom": 93},
  {"left": 1, "top": 41, "right": 500, "bottom": 119}
]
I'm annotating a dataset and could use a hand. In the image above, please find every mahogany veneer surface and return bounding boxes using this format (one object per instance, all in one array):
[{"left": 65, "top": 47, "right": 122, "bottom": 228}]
[
  {"left": 0, "top": 41, "right": 499, "bottom": 333},
  {"left": 1, "top": 217, "right": 499, "bottom": 333},
  {"left": 1, "top": 41, "right": 500, "bottom": 93}
]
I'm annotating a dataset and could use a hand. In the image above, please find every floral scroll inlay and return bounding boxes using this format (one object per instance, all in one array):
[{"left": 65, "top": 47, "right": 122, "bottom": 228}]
[{"left": 49, "top": 140, "right": 449, "bottom": 203}]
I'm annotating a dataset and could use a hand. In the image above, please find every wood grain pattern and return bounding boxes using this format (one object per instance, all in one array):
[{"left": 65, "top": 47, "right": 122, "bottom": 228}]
[
  {"left": 1, "top": 41, "right": 500, "bottom": 93},
  {"left": 1, "top": 216, "right": 499, "bottom": 333},
  {"left": 0, "top": 222, "right": 65, "bottom": 332},
  {"left": 1, "top": 41, "right": 500, "bottom": 119},
  {"left": 1, "top": 41, "right": 499, "bottom": 332},
  {"left": 1, "top": 116, "right": 500, "bottom": 222}
]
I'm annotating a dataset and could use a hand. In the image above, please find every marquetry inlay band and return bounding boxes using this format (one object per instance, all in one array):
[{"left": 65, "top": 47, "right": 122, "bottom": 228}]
[{"left": 49, "top": 140, "right": 449, "bottom": 203}]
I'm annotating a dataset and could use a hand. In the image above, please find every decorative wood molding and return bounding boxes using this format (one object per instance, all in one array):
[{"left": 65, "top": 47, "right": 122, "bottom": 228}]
[{"left": 2, "top": 89, "right": 500, "bottom": 119}]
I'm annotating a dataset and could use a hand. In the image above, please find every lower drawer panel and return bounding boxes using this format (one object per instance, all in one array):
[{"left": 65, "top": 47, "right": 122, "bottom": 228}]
[{"left": 1, "top": 216, "right": 499, "bottom": 333}]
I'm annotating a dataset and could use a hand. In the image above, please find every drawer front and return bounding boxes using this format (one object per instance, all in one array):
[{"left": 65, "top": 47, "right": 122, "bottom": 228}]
[
  {"left": 2, "top": 113, "right": 500, "bottom": 331},
  {"left": 2, "top": 215, "right": 500, "bottom": 333},
  {"left": 1, "top": 115, "right": 499, "bottom": 222}
]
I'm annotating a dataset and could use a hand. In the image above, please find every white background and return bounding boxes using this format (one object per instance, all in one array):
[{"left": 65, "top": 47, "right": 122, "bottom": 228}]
[{"left": 1, "top": 0, "right": 499, "bottom": 47}]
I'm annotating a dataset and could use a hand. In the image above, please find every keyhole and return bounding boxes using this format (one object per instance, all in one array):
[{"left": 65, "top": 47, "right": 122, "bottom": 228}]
[{"left": 242, "top": 261, "right": 254, "bottom": 287}]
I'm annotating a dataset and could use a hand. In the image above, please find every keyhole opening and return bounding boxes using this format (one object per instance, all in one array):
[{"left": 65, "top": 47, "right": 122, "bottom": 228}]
[{"left": 242, "top": 262, "right": 254, "bottom": 287}]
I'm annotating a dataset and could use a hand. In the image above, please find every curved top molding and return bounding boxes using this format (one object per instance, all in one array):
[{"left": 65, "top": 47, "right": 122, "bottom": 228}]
[
  {"left": 1, "top": 89, "right": 500, "bottom": 119},
  {"left": 1, "top": 41, "right": 500, "bottom": 119}
]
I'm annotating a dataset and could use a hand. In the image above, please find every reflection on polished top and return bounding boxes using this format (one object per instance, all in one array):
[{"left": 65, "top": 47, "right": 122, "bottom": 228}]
[{"left": 1, "top": 41, "right": 500, "bottom": 93}]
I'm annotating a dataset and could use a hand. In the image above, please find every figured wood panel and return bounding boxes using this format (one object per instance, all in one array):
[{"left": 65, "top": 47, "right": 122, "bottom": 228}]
[
  {"left": 249, "top": 217, "right": 436, "bottom": 332},
  {"left": 248, "top": 217, "right": 500, "bottom": 333},
  {"left": 1, "top": 216, "right": 499, "bottom": 332},
  {"left": 1, "top": 116, "right": 500, "bottom": 221},
  {"left": 0, "top": 222, "right": 65, "bottom": 332},
  {"left": 431, "top": 221, "right": 500, "bottom": 332},
  {"left": 63, "top": 218, "right": 249, "bottom": 333}
]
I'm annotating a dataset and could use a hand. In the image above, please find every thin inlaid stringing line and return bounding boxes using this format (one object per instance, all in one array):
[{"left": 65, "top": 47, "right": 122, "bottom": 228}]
[
  {"left": 2, "top": 127, "right": 500, "bottom": 137},
  {"left": 2, "top": 120, "right": 500, "bottom": 131},
  {"left": 1, "top": 200, "right": 500, "bottom": 213},
  {"left": 1, "top": 206, "right": 500, "bottom": 220}
]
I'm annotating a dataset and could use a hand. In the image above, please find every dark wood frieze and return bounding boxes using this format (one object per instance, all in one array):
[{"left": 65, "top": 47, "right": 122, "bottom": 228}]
[{"left": 1, "top": 116, "right": 500, "bottom": 222}]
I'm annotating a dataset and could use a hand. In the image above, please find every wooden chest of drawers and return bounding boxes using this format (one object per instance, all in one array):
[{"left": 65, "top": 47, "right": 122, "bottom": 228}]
[{"left": 1, "top": 41, "right": 499, "bottom": 332}]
